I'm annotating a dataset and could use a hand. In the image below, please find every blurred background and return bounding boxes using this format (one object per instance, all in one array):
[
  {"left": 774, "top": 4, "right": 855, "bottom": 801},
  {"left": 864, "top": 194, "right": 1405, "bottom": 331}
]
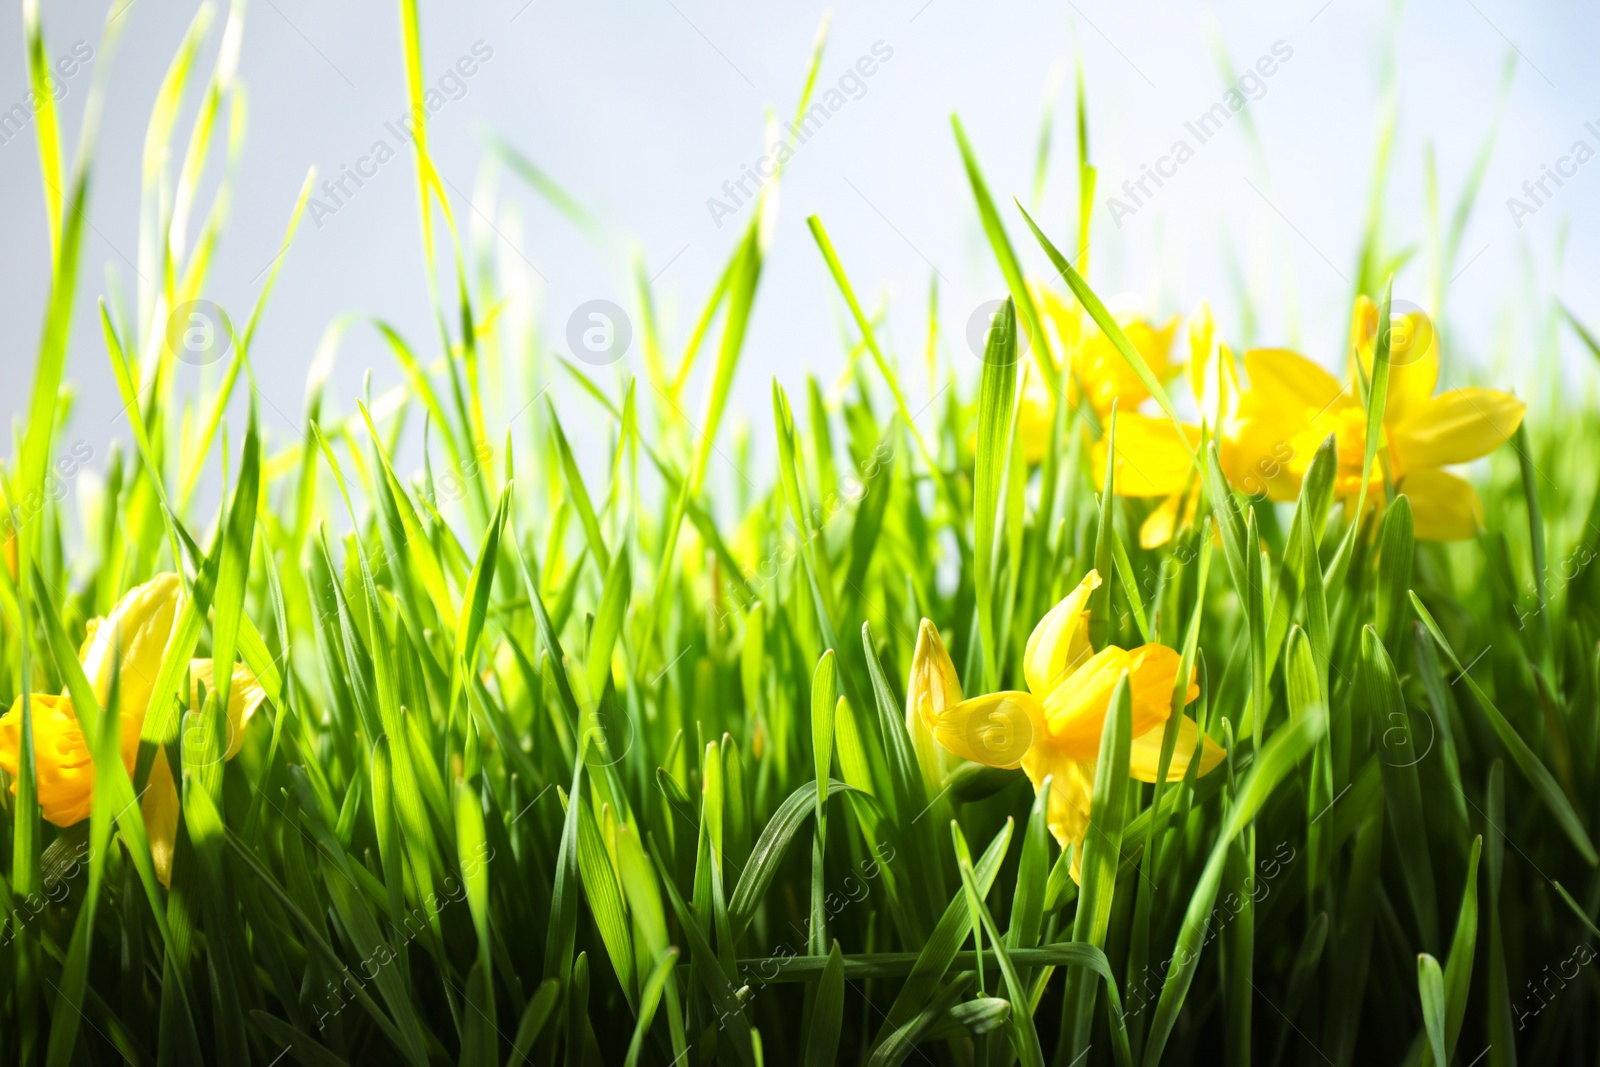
[{"left": 0, "top": 0, "right": 1594, "bottom": 496}]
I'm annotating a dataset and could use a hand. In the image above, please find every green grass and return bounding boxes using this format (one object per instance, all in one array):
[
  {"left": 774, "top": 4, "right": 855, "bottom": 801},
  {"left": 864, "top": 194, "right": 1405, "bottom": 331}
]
[{"left": 4, "top": 2, "right": 1600, "bottom": 1065}]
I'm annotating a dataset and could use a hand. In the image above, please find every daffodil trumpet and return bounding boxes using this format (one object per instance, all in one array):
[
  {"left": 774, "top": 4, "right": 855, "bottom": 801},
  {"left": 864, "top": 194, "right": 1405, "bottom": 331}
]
[
  {"left": 917, "top": 571, "right": 1224, "bottom": 879},
  {"left": 0, "top": 573, "right": 268, "bottom": 885}
]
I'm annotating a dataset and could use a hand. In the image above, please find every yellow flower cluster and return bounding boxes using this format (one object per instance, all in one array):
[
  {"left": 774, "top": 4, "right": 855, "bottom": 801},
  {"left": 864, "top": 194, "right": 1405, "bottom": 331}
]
[
  {"left": 908, "top": 571, "right": 1223, "bottom": 880},
  {"left": 0, "top": 573, "right": 267, "bottom": 885},
  {"left": 1020, "top": 294, "right": 1525, "bottom": 545}
]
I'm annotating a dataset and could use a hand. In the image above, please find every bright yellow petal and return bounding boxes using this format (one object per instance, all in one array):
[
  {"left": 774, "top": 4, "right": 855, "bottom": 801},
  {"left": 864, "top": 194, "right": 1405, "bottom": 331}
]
[
  {"left": 141, "top": 749, "right": 179, "bottom": 888},
  {"left": 1041, "top": 642, "right": 1195, "bottom": 761},
  {"left": 1017, "top": 369, "right": 1055, "bottom": 465},
  {"left": 1398, "top": 469, "right": 1483, "bottom": 541},
  {"left": 1019, "top": 745, "right": 1095, "bottom": 875},
  {"left": 1220, "top": 417, "right": 1310, "bottom": 503},
  {"left": 1140, "top": 491, "right": 1184, "bottom": 549},
  {"left": 1023, "top": 571, "right": 1101, "bottom": 697},
  {"left": 1126, "top": 643, "right": 1198, "bottom": 729},
  {"left": 1392, "top": 389, "right": 1525, "bottom": 469},
  {"left": 1075, "top": 315, "right": 1177, "bottom": 414},
  {"left": 80, "top": 573, "right": 184, "bottom": 769},
  {"left": 0, "top": 694, "right": 94, "bottom": 826},
  {"left": 1128, "top": 714, "right": 1224, "bottom": 782},
  {"left": 1040, "top": 646, "right": 1131, "bottom": 759},
  {"left": 1034, "top": 281, "right": 1083, "bottom": 362},
  {"left": 928, "top": 691, "right": 1041, "bottom": 769},
  {"left": 1239, "top": 348, "right": 1349, "bottom": 423},
  {"left": 1141, "top": 482, "right": 1201, "bottom": 549},
  {"left": 190, "top": 659, "right": 269, "bottom": 760},
  {"left": 1092, "top": 414, "right": 1201, "bottom": 498},
  {"left": 1350, "top": 296, "right": 1439, "bottom": 427}
]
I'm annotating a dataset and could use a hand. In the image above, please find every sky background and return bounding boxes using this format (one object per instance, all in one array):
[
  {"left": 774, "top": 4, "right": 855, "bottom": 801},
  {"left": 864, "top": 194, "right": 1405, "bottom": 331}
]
[{"left": 0, "top": 0, "right": 1595, "bottom": 509}]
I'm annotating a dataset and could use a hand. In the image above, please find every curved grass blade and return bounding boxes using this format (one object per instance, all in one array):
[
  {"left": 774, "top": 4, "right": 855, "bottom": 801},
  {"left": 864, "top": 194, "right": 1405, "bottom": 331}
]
[
  {"left": 728, "top": 778, "right": 862, "bottom": 938},
  {"left": 1410, "top": 591, "right": 1597, "bottom": 864}
]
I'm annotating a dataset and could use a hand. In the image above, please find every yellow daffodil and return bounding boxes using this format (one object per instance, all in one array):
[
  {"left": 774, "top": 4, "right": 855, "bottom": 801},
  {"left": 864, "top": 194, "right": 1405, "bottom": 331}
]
[
  {"left": 917, "top": 571, "right": 1223, "bottom": 879},
  {"left": 1018, "top": 284, "right": 1181, "bottom": 464},
  {"left": 1091, "top": 299, "right": 1526, "bottom": 543},
  {"left": 0, "top": 573, "right": 267, "bottom": 885},
  {"left": 1090, "top": 413, "right": 1204, "bottom": 548},
  {"left": 1087, "top": 303, "right": 1246, "bottom": 548},
  {"left": 905, "top": 619, "right": 962, "bottom": 790},
  {"left": 1221, "top": 298, "right": 1525, "bottom": 539}
]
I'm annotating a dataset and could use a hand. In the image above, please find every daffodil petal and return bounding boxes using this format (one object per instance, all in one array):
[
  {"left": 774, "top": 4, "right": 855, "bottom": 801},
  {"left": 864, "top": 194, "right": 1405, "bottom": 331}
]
[
  {"left": 1397, "top": 470, "right": 1483, "bottom": 541},
  {"left": 1240, "top": 348, "right": 1348, "bottom": 422},
  {"left": 141, "top": 749, "right": 179, "bottom": 888},
  {"left": 929, "top": 691, "right": 1041, "bottom": 769},
  {"left": 1140, "top": 491, "right": 1184, "bottom": 549},
  {"left": 1392, "top": 389, "right": 1525, "bottom": 469},
  {"left": 1126, "top": 643, "right": 1198, "bottom": 731},
  {"left": 81, "top": 573, "right": 183, "bottom": 742},
  {"left": 1017, "top": 369, "right": 1055, "bottom": 465},
  {"left": 1023, "top": 571, "right": 1101, "bottom": 696},
  {"left": 1349, "top": 297, "right": 1439, "bottom": 427},
  {"left": 1128, "top": 714, "right": 1225, "bottom": 782},
  {"left": 1020, "top": 748, "right": 1095, "bottom": 875},
  {"left": 190, "top": 659, "right": 269, "bottom": 760},
  {"left": 1070, "top": 313, "right": 1178, "bottom": 415},
  {"left": 1091, "top": 413, "right": 1201, "bottom": 498},
  {"left": 1188, "top": 301, "right": 1215, "bottom": 400},
  {"left": 1221, "top": 416, "right": 1308, "bottom": 503},
  {"left": 1039, "top": 647, "right": 1131, "bottom": 758},
  {"left": 908, "top": 619, "right": 962, "bottom": 788},
  {"left": 0, "top": 694, "right": 94, "bottom": 826},
  {"left": 1383, "top": 332, "right": 1440, "bottom": 428},
  {"left": 1041, "top": 642, "right": 1196, "bottom": 761}
]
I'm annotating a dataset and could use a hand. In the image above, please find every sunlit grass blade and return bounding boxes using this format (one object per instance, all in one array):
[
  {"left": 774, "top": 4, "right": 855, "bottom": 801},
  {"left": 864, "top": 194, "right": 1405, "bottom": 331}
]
[
  {"left": 973, "top": 296, "right": 1017, "bottom": 689},
  {"left": 950, "top": 116, "right": 1059, "bottom": 398}
]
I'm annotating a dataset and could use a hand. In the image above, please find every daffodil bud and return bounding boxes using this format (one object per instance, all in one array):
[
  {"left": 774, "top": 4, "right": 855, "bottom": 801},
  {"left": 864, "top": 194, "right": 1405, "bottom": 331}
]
[
  {"left": 0, "top": 572, "right": 270, "bottom": 887},
  {"left": 906, "top": 618, "right": 961, "bottom": 789},
  {"left": 80, "top": 572, "right": 183, "bottom": 750}
]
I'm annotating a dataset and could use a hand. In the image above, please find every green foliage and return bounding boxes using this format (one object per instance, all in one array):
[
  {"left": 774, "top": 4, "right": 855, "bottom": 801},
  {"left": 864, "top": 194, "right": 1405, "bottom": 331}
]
[{"left": 2, "top": 4, "right": 1598, "bottom": 1065}]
